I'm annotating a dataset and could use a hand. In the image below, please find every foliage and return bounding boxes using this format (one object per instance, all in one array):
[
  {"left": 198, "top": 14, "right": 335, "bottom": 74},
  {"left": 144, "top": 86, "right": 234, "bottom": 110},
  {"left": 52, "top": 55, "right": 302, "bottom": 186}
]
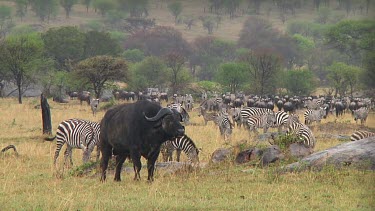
[
  {"left": 239, "top": 17, "right": 299, "bottom": 68},
  {"left": 315, "top": 6, "right": 331, "bottom": 24},
  {"left": 164, "top": 52, "right": 191, "bottom": 94},
  {"left": 42, "top": 26, "right": 85, "bottom": 70},
  {"left": 168, "top": 1, "right": 183, "bottom": 23},
  {"left": 362, "top": 52, "right": 375, "bottom": 89},
  {"left": 129, "top": 56, "right": 167, "bottom": 91},
  {"left": 292, "top": 34, "right": 315, "bottom": 67},
  {"left": 326, "top": 62, "right": 362, "bottom": 97},
  {"left": 117, "top": 0, "right": 149, "bottom": 17},
  {"left": 93, "top": 0, "right": 116, "bottom": 16},
  {"left": 122, "top": 49, "right": 145, "bottom": 63},
  {"left": 0, "top": 33, "right": 45, "bottom": 103},
  {"left": 75, "top": 55, "right": 129, "bottom": 98},
  {"left": 241, "top": 50, "right": 281, "bottom": 95},
  {"left": 14, "top": 0, "right": 28, "bottom": 21},
  {"left": 30, "top": 0, "right": 59, "bottom": 22},
  {"left": 60, "top": 0, "right": 78, "bottom": 18},
  {"left": 287, "top": 21, "right": 331, "bottom": 41},
  {"left": 325, "top": 20, "right": 375, "bottom": 65},
  {"left": 124, "top": 26, "right": 191, "bottom": 57},
  {"left": 81, "top": 0, "right": 92, "bottom": 12},
  {"left": 215, "top": 62, "right": 248, "bottom": 93},
  {"left": 283, "top": 69, "right": 316, "bottom": 96},
  {"left": 196, "top": 80, "right": 222, "bottom": 92},
  {"left": 9, "top": 25, "right": 38, "bottom": 35},
  {"left": 83, "top": 30, "right": 122, "bottom": 59}
]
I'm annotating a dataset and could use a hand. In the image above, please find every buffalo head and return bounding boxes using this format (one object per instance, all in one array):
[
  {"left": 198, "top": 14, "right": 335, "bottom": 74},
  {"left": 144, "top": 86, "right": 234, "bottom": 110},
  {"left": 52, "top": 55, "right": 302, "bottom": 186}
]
[{"left": 144, "top": 107, "right": 185, "bottom": 138}]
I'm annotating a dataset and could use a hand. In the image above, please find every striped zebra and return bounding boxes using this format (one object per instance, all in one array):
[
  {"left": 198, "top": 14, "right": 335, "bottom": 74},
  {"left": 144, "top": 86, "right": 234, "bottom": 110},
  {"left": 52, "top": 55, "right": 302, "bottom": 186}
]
[
  {"left": 353, "top": 107, "right": 369, "bottom": 125},
  {"left": 238, "top": 107, "right": 274, "bottom": 128},
  {"left": 198, "top": 106, "right": 218, "bottom": 125},
  {"left": 216, "top": 111, "right": 233, "bottom": 140},
  {"left": 304, "top": 107, "right": 326, "bottom": 125},
  {"left": 270, "top": 111, "right": 300, "bottom": 132},
  {"left": 304, "top": 99, "right": 324, "bottom": 110},
  {"left": 167, "top": 103, "right": 190, "bottom": 124},
  {"left": 287, "top": 121, "right": 316, "bottom": 148},
  {"left": 45, "top": 119, "right": 101, "bottom": 167},
  {"left": 246, "top": 112, "right": 276, "bottom": 134},
  {"left": 350, "top": 130, "right": 375, "bottom": 141},
  {"left": 160, "top": 135, "right": 199, "bottom": 163}
]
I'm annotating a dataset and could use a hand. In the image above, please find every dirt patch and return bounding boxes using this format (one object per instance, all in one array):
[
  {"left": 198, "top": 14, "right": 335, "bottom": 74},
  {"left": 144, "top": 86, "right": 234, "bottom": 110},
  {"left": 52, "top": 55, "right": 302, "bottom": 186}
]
[{"left": 315, "top": 122, "right": 375, "bottom": 134}]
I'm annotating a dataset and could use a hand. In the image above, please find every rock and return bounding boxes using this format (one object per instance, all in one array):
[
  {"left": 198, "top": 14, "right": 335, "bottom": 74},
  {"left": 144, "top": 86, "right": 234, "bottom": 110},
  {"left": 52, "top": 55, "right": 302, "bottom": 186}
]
[
  {"left": 261, "top": 145, "right": 284, "bottom": 166},
  {"left": 235, "top": 149, "right": 253, "bottom": 164},
  {"left": 257, "top": 132, "right": 286, "bottom": 142},
  {"left": 317, "top": 133, "right": 351, "bottom": 141},
  {"left": 282, "top": 137, "right": 375, "bottom": 172},
  {"left": 289, "top": 143, "right": 313, "bottom": 159},
  {"left": 155, "top": 161, "right": 197, "bottom": 175},
  {"left": 211, "top": 148, "right": 233, "bottom": 163}
]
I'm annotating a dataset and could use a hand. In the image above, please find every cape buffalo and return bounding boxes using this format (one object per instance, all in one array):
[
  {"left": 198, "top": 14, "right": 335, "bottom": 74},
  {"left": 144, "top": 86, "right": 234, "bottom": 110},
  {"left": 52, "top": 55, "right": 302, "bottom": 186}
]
[{"left": 99, "top": 100, "right": 185, "bottom": 182}]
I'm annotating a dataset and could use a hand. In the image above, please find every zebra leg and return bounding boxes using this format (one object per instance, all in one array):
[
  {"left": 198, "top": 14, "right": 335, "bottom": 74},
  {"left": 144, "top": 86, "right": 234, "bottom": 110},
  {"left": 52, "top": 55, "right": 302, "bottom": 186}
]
[
  {"left": 131, "top": 151, "right": 142, "bottom": 181},
  {"left": 114, "top": 153, "right": 127, "bottom": 182},
  {"left": 176, "top": 149, "right": 182, "bottom": 162},
  {"left": 53, "top": 141, "right": 65, "bottom": 165},
  {"left": 63, "top": 146, "right": 73, "bottom": 167}
]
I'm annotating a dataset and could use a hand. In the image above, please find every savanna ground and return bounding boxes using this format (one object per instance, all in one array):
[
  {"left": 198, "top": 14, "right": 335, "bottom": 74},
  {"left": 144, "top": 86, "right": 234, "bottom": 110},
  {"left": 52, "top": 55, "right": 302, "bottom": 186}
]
[{"left": 0, "top": 97, "right": 374, "bottom": 210}]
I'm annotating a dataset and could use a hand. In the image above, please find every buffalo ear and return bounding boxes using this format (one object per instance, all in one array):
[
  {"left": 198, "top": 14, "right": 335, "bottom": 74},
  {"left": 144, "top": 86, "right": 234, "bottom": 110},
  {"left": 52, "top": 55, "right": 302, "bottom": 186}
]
[{"left": 153, "top": 120, "right": 162, "bottom": 128}]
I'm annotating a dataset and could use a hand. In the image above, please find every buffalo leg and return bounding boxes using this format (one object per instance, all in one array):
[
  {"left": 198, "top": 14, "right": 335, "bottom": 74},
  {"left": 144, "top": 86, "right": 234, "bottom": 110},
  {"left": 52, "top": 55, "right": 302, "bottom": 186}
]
[
  {"left": 147, "top": 150, "right": 160, "bottom": 182},
  {"left": 100, "top": 142, "right": 112, "bottom": 182},
  {"left": 114, "top": 154, "right": 127, "bottom": 182},
  {"left": 131, "top": 151, "right": 142, "bottom": 180}
]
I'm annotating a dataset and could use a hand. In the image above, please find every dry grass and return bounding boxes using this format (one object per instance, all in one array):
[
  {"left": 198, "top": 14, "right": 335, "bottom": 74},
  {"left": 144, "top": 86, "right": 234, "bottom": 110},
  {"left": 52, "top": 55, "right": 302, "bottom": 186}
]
[{"left": 0, "top": 97, "right": 374, "bottom": 210}]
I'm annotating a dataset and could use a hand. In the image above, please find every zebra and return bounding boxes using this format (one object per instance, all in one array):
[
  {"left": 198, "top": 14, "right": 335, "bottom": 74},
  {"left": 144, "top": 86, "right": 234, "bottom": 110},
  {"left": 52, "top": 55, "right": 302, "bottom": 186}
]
[
  {"left": 304, "top": 107, "right": 326, "bottom": 125},
  {"left": 287, "top": 122, "right": 316, "bottom": 148},
  {"left": 353, "top": 107, "right": 369, "bottom": 125},
  {"left": 198, "top": 106, "right": 218, "bottom": 125},
  {"left": 160, "top": 135, "right": 199, "bottom": 163},
  {"left": 45, "top": 119, "right": 101, "bottom": 167},
  {"left": 270, "top": 111, "right": 290, "bottom": 132},
  {"left": 216, "top": 111, "right": 233, "bottom": 140},
  {"left": 167, "top": 103, "right": 190, "bottom": 124},
  {"left": 90, "top": 98, "right": 100, "bottom": 117},
  {"left": 350, "top": 130, "right": 375, "bottom": 141},
  {"left": 246, "top": 112, "right": 276, "bottom": 134},
  {"left": 304, "top": 99, "right": 324, "bottom": 110},
  {"left": 238, "top": 107, "right": 274, "bottom": 128}
]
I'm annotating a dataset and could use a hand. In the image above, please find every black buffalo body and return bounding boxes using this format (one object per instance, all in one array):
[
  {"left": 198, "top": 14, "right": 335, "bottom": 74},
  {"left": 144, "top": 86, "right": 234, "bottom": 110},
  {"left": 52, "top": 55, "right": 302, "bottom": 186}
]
[{"left": 100, "top": 100, "right": 185, "bottom": 182}]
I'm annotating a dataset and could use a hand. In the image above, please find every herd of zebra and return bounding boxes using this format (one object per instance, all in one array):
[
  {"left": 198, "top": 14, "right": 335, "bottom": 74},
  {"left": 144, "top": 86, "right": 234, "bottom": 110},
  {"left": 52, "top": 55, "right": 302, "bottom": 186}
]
[{"left": 45, "top": 93, "right": 374, "bottom": 170}]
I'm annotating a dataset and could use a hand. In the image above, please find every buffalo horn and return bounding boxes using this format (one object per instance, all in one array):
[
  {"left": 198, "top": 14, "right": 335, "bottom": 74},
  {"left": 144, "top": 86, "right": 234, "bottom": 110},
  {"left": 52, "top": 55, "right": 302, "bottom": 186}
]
[{"left": 144, "top": 108, "right": 173, "bottom": 122}]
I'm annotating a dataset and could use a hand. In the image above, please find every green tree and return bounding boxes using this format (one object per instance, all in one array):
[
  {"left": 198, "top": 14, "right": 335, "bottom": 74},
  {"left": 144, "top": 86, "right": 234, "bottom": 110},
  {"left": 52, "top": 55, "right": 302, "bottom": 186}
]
[
  {"left": 284, "top": 69, "right": 316, "bottom": 95},
  {"left": 0, "top": 33, "right": 45, "bottom": 104},
  {"left": 83, "top": 30, "right": 122, "bottom": 59},
  {"left": 164, "top": 52, "right": 190, "bottom": 94},
  {"left": 117, "top": 0, "right": 149, "bottom": 17},
  {"left": 30, "top": 0, "right": 59, "bottom": 22},
  {"left": 0, "top": 5, "right": 13, "bottom": 38},
  {"left": 60, "top": 0, "right": 78, "bottom": 18},
  {"left": 215, "top": 62, "right": 248, "bottom": 93},
  {"left": 292, "top": 34, "right": 315, "bottom": 68},
  {"left": 130, "top": 56, "right": 167, "bottom": 91},
  {"left": 362, "top": 52, "right": 375, "bottom": 89},
  {"left": 93, "top": 0, "right": 115, "bottom": 16},
  {"left": 14, "top": 0, "right": 28, "bottom": 21},
  {"left": 168, "top": 1, "right": 183, "bottom": 23},
  {"left": 75, "top": 55, "right": 129, "bottom": 98},
  {"left": 326, "top": 62, "right": 362, "bottom": 97},
  {"left": 42, "top": 26, "right": 85, "bottom": 70},
  {"left": 122, "top": 49, "right": 145, "bottom": 63},
  {"left": 315, "top": 6, "right": 331, "bottom": 24},
  {"left": 82, "top": 0, "right": 92, "bottom": 13}
]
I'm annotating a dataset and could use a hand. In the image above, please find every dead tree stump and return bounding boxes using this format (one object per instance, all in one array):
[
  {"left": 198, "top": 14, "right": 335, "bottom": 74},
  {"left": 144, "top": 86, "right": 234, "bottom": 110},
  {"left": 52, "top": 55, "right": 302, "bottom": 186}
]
[{"left": 41, "top": 93, "right": 52, "bottom": 135}]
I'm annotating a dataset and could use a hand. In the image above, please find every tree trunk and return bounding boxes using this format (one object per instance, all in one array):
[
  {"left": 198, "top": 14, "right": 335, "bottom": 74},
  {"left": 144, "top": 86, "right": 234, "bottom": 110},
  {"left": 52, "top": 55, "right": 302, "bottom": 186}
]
[
  {"left": 41, "top": 93, "right": 52, "bottom": 135},
  {"left": 18, "top": 86, "right": 22, "bottom": 104}
]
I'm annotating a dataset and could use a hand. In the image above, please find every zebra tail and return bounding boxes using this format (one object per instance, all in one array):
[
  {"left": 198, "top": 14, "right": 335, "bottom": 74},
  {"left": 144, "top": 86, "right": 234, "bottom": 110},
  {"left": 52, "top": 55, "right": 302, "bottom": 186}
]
[{"left": 44, "top": 136, "right": 56, "bottom": 141}]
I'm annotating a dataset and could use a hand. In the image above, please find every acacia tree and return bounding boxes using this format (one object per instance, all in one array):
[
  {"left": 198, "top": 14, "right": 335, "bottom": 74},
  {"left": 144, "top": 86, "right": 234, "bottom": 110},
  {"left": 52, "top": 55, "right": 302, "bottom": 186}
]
[
  {"left": 60, "top": 0, "right": 78, "bottom": 18},
  {"left": 82, "top": 0, "right": 92, "bottom": 13},
  {"left": 15, "top": 0, "right": 28, "bottom": 21},
  {"left": 130, "top": 56, "right": 167, "bottom": 91},
  {"left": 164, "top": 52, "right": 188, "bottom": 94},
  {"left": 117, "top": 0, "right": 149, "bottom": 17},
  {"left": 83, "top": 30, "right": 122, "bottom": 59},
  {"left": 30, "top": 0, "right": 59, "bottom": 22},
  {"left": 168, "top": 1, "right": 183, "bottom": 23},
  {"left": 241, "top": 50, "right": 281, "bottom": 95},
  {"left": 75, "top": 55, "right": 129, "bottom": 98},
  {"left": 327, "top": 62, "right": 362, "bottom": 97},
  {"left": 284, "top": 69, "right": 316, "bottom": 96},
  {"left": 215, "top": 62, "right": 248, "bottom": 93},
  {"left": 0, "top": 33, "right": 45, "bottom": 104}
]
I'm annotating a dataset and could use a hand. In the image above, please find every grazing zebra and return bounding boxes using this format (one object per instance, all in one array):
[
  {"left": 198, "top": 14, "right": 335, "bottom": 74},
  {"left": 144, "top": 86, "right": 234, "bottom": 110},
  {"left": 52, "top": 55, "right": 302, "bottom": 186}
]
[
  {"left": 198, "top": 106, "right": 218, "bottom": 125},
  {"left": 304, "top": 99, "right": 324, "bottom": 110},
  {"left": 304, "top": 107, "right": 326, "bottom": 125},
  {"left": 160, "top": 135, "right": 199, "bottom": 163},
  {"left": 239, "top": 107, "right": 274, "bottom": 128},
  {"left": 90, "top": 99, "right": 100, "bottom": 117},
  {"left": 353, "top": 107, "right": 369, "bottom": 125},
  {"left": 216, "top": 111, "right": 233, "bottom": 140},
  {"left": 270, "top": 111, "right": 290, "bottom": 132},
  {"left": 287, "top": 122, "right": 316, "bottom": 148},
  {"left": 45, "top": 119, "right": 101, "bottom": 167},
  {"left": 246, "top": 112, "right": 276, "bottom": 134},
  {"left": 350, "top": 130, "right": 375, "bottom": 141}
]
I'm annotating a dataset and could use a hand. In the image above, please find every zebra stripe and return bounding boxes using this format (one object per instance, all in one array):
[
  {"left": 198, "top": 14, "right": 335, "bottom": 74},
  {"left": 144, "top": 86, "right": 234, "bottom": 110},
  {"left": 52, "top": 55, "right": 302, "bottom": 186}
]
[
  {"left": 239, "top": 107, "right": 274, "bottom": 128},
  {"left": 160, "top": 135, "right": 199, "bottom": 163},
  {"left": 353, "top": 107, "right": 369, "bottom": 125},
  {"left": 304, "top": 107, "right": 326, "bottom": 125},
  {"left": 216, "top": 111, "right": 233, "bottom": 140},
  {"left": 271, "top": 111, "right": 289, "bottom": 132},
  {"left": 287, "top": 122, "right": 316, "bottom": 148},
  {"left": 54, "top": 119, "right": 100, "bottom": 167},
  {"left": 350, "top": 130, "right": 375, "bottom": 141},
  {"left": 246, "top": 112, "right": 276, "bottom": 134}
]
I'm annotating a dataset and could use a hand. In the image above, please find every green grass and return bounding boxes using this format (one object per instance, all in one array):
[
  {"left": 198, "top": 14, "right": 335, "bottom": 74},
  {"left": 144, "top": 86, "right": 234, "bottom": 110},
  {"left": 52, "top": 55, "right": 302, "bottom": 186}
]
[{"left": 0, "top": 98, "right": 374, "bottom": 210}]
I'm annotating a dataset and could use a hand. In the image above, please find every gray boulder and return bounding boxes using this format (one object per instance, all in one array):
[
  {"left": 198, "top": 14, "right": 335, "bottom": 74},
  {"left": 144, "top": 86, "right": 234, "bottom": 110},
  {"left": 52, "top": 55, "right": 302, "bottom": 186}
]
[
  {"left": 261, "top": 145, "right": 284, "bottom": 166},
  {"left": 211, "top": 148, "right": 233, "bottom": 163},
  {"left": 289, "top": 143, "right": 314, "bottom": 159},
  {"left": 235, "top": 145, "right": 284, "bottom": 166},
  {"left": 282, "top": 137, "right": 375, "bottom": 172}
]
